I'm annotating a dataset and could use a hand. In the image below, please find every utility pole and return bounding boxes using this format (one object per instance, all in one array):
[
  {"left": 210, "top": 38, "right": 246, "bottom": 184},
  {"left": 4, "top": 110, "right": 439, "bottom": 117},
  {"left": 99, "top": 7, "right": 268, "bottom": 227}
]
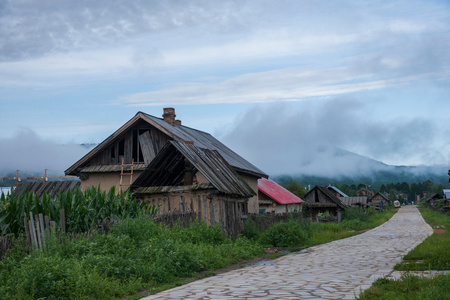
[{"left": 1, "top": 170, "right": 21, "bottom": 187}]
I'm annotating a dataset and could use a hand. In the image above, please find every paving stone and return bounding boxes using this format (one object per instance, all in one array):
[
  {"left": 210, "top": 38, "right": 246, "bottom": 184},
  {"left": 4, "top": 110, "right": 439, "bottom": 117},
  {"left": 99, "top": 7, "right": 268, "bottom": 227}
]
[{"left": 141, "top": 206, "right": 432, "bottom": 300}]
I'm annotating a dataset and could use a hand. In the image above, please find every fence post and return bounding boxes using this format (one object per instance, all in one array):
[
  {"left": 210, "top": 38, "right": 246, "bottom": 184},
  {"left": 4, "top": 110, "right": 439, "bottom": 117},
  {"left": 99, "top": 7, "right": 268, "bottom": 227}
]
[
  {"left": 60, "top": 209, "right": 66, "bottom": 234},
  {"left": 23, "top": 212, "right": 30, "bottom": 246},
  {"left": 29, "top": 212, "right": 38, "bottom": 248}
]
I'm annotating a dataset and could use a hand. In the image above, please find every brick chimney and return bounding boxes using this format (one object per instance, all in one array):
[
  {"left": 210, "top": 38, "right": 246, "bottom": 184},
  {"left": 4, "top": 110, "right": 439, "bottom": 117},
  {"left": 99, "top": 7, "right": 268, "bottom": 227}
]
[{"left": 162, "top": 107, "right": 176, "bottom": 126}]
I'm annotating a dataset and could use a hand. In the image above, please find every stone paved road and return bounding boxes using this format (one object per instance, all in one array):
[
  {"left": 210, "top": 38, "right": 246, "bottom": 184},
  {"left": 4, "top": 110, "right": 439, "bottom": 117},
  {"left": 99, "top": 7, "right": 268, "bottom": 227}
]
[{"left": 142, "top": 206, "right": 432, "bottom": 299}]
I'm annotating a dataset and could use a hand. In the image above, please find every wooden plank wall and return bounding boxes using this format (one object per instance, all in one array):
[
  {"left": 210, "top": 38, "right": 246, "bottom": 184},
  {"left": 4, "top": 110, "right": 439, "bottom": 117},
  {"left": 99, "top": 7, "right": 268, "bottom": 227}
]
[
  {"left": 89, "top": 123, "right": 171, "bottom": 166},
  {"left": 140, "top": 190, "right": 247, "bottom": 236}
]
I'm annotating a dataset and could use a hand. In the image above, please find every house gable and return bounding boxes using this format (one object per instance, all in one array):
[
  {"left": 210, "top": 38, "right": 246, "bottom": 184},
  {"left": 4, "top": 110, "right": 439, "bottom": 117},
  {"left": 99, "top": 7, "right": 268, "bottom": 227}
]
[
  {"left": 304, "top": 186, "right": 346, "bottom": 210},
  {"left": 65, "top": 110, "right": 267, "bottom": 179},
  {"left": 131, "top": 141, "right": 255, "bottom": 198}
]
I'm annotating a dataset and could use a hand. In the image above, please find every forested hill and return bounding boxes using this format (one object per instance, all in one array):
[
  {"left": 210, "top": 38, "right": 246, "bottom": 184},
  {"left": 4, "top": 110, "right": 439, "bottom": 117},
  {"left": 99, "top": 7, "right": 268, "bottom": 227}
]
[{"left": 274, "top": 165, "right": 449, "bottom": 192}]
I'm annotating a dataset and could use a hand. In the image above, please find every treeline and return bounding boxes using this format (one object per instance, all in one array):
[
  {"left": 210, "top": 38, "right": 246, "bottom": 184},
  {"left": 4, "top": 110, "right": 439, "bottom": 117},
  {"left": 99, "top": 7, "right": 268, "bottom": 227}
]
[
  {"left": 335, "top": 180, "right": 445, "bottom": 203},
  {"left": 278, "top": 178, "right": 447, "bottom": 204}
]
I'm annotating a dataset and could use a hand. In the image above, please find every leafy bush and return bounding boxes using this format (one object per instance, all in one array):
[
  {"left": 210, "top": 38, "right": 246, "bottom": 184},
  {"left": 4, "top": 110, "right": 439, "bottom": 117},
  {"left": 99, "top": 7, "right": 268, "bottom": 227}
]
[
  {"left": 340, "top": 219, "right": 365, "bottom": 231},
  {"left": 343, "top": 207, "right": 370, "bottom": 222},
  {"left": 0, "top": 217, "right": 264, "bottom": 299},
  {"left": 242, "top": 218, "right": 260, "bottom": 240},
  {"left": 259, "top": 220, "right": 310, "bottom": 247}
]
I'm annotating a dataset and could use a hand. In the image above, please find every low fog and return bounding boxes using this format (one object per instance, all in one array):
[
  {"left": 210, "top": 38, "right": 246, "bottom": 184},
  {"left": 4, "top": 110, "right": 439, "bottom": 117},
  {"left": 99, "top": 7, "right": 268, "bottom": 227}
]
[
  {"left": 0, "top": 129, "right": 94, "bottom": 177},
  {"left": 220, "top": 99, "right": 447, "bottom": 177}
]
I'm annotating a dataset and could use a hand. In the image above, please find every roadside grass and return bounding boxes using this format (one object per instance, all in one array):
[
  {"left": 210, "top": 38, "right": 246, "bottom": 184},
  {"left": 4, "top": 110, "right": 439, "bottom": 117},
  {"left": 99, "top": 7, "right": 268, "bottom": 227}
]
[
  {"left": 357, "top": 273, "right": 450, "bottom": 300},
  {"left": 0, "top": 206, "right": 398, "bottom": 299},
  {"left": 0, "top": 218, "right": 264, "bottom": 300},
  {"left": 357, "top": 206, "right": 450, "bottom": 300},
  {"left": 306, "top": 208, "right": 396, "bottom": 247},
  {"left": 395, "top": 207, "right": 450, "bottom": 271}
]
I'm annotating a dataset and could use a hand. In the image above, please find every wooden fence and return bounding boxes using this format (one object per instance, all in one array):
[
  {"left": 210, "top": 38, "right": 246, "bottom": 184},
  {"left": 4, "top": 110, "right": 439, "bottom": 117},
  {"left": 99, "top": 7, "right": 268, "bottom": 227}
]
[
  {"left": 245, "top": 212, "right": 305, "bottom": 231},
  {"left": 154, "top": 210, "right": 197, "bottom": 227}
]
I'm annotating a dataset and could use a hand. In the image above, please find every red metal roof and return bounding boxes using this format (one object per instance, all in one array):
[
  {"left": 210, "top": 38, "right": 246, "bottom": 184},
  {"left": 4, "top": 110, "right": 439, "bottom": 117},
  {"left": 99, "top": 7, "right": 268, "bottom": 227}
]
[{"left": 258, "top": 178, "right": 305, "bottom": 205}]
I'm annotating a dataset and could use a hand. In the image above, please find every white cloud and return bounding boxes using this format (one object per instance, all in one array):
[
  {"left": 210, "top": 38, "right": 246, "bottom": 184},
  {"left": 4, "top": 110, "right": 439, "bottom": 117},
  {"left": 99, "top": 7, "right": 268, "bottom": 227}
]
[{"left": 0, "top": 129, "right": 94, "bottom": 176}]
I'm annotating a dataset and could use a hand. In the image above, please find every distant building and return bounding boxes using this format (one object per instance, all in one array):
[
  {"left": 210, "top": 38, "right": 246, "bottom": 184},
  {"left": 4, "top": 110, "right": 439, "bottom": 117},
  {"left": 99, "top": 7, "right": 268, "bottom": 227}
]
[{"left": 258, "top": 178, "right": 304, "bottom": 213}]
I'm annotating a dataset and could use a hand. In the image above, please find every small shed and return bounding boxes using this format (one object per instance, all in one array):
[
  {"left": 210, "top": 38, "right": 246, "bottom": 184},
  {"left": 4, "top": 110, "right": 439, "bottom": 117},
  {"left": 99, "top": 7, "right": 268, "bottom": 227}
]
[
  {"left": 258, "top": 178, "right": 304, "bottom": 213},
  {"left": 426, "top": 193, "right": 443, "bottom": 207},
  {"left": 303, "top": 186, "right": 346, "bottom": 222},
  {"left": 130, "top": 140, "right": 255, "bottom": 236},
  {"left": 370, "top": 192, "right": 390, "bottom": 211}
]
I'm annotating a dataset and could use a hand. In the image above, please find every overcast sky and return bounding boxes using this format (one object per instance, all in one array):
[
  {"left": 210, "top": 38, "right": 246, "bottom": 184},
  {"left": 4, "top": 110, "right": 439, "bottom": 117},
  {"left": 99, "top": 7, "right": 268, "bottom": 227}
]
[{"left": 1, "top": 0, "right": 449, "bottom": 177}]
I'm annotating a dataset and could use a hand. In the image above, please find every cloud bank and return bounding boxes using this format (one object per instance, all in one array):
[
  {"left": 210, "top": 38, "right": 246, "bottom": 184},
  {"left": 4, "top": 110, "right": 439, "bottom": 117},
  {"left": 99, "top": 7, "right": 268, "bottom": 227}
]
[
  {"left": 220, "top": 100, "right": 450, "bottom": 176},
  {"left": 0, "top": 129, "right": 94, "bottom": 177}
]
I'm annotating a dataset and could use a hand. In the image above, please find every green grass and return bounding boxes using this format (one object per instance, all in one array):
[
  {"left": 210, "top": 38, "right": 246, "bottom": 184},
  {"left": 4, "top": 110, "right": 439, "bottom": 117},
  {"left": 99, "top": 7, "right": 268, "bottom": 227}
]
[
  {"left": 357, "top": 273, "right": 450, "bottom": 300},
  {"left": 0, "top": 203, "right": 400, "bottom": 299},
  {"left": 357, "top": 206, "right": 450, "bottom": 299},
  {"left": 0, "top": 217, "right": 264, "bottom": 299},
  {"left": 395, "top": 208, "right": 450, "bottom": 271}
]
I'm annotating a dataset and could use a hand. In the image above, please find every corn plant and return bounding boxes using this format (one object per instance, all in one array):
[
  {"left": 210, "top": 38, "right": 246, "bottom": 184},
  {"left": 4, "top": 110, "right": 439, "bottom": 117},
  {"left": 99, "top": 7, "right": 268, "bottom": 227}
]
[{"left": 0, "top": 186, "right": 158, "bottom": 237}]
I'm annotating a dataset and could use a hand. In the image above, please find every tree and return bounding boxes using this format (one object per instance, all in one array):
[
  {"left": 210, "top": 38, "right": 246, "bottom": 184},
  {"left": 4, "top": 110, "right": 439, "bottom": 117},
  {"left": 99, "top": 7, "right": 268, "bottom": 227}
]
[
  {"left": 388, "top": 189, "right": 398, "bottom": 203},
  {"left": 282, "top": 179, "right": 307, "bottom": 199}
]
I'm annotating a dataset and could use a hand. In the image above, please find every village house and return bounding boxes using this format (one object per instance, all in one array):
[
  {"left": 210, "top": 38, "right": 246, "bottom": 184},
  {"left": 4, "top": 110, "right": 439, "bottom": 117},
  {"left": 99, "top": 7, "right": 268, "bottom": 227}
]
[
  {"left": 65, "top": 108, "right": 268, "bottom": 214},
  {"left": 257, "top": 178, "right": 304, "bottom": 214},
  {"left": 303, "top": 186, "right": 346, "bottom": 222},
  {"left": 370, "top": 192, "right": 390, "bottom": 211},
  {"left": 129, "top": 140, "right": 255, "bottom": 235}
]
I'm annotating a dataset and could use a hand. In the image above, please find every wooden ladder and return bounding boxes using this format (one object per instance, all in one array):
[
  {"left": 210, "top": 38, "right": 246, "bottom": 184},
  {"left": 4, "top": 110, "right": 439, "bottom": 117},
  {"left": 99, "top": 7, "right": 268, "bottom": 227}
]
[{"left": 120, "top": 158, "right": 134, "bottom": 191}]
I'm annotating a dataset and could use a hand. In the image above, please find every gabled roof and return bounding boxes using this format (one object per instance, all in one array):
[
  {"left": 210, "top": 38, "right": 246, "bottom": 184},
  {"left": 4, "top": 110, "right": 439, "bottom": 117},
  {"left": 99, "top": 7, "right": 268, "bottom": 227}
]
[
  {"left": 327, "top": 185, "right": 349, "bottom": 197},
  {"left": 14, "top": 181, "right": 80, "bottom": 198},
  {"left": 130, "top": 141, "right": 255, "bottom": 198},
  {"left": 258, "top": 178, "right": 304, "bottom": 205},
  {"left": 426, "top": 193, "right": 442, "bottom": 202},
  {"left": 371, "top": 192, "right": 389, "bottom": 202},
  {"left": 305, "top": 186, "right": 346, "bottom": 209},
  {"left": 65, "top": 111, "right": 267, "bottom": 178}
]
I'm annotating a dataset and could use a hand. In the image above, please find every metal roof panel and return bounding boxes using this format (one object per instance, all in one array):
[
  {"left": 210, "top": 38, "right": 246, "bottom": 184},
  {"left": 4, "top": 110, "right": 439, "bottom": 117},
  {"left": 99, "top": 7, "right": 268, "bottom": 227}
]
[{"left": 258, "top": 178, "right": 304, "bottom": 205}]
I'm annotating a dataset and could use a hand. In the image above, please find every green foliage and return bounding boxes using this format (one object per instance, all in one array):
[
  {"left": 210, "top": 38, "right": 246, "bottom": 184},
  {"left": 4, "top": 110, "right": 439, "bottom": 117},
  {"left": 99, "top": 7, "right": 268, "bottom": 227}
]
[
  {"left": 0, "top": 186, "right": 158, "bottom": 237},
  {"left": 281, "top": 179, "right": 307, "bottom": 198},
  {"left": 395, "top": 208, "right": 450, "bottom": 271},
  {"left": 0, "top": 217, "right": 264, "bottom": 299},
  {"left": 242, "top": 218, "right": 261, "bottom": 240},
  {"left": 259, "top": 220, "right": 310, "bottom": 247},
  {"left": 357, "top": 274, "right": 450, "bottom": 300}
]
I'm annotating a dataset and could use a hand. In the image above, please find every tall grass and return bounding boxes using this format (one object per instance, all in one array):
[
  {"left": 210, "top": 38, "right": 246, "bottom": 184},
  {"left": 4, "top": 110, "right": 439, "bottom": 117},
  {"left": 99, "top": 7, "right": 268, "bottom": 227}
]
[
  {"left": 0, "top": 217, "right": 264, "bottom": 299},
  {"left": 243, "top": 207, "right": 397, "bottom": 249},
  {"left": 0, "top": 186, "right": 157, "bottom": 236}
]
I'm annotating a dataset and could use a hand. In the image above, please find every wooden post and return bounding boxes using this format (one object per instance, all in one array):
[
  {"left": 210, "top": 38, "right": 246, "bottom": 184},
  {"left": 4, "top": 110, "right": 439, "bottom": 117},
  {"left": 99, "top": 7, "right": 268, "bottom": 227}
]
[
  {"left": 60, "top": 209, "right": 66, "bottom": 234},
  {"left": 45, "top": 215, "right": 50, "bottom": 231},
  {"left": 39, "top": 214, "right": 45, "bottom": 237},
  {"left": 34, "top": 214, "right": 42, "bottom": 249},
  {"left": 23, "top": 212, "right": 30, "bottom": 246},
  {"left": 29, "top": 212, "right": 38, "bottom": 248}
]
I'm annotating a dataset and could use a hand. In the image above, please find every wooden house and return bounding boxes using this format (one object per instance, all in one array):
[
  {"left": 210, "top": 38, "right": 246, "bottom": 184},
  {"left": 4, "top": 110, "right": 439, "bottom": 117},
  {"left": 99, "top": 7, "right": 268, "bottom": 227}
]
[
  {"left": 370, "top": 192, "right": 390, "bottom": 205},
  {"left": 357, "top": 187, "right": 375, "bottom": 197},
  {"left": 130, "top": 140, "right": 255, "bottom": 236},
  {"left": 65, "top": 108, "right": 267, "bottom": 213},
  {"left": 303, "top": 186, "right": 346, "bottom": 222},
  {"left": 257, "top": 178, "right": 304, "bottom": 213},
  {"left": 370, "top": 192, "right": 390, "bottom": 211},
  {"left": 426, "top": 193, "right": 443, "bottom": 207}
]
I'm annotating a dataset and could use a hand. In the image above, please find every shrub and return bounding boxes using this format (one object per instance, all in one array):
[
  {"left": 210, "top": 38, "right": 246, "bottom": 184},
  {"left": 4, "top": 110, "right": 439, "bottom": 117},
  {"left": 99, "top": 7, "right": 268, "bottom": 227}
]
[
  {"left": 340, "top": 219, "right": 365, "bottom": 231},
  {"left": 259, "top": 220, "right": 309, "bottom": 247}
]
